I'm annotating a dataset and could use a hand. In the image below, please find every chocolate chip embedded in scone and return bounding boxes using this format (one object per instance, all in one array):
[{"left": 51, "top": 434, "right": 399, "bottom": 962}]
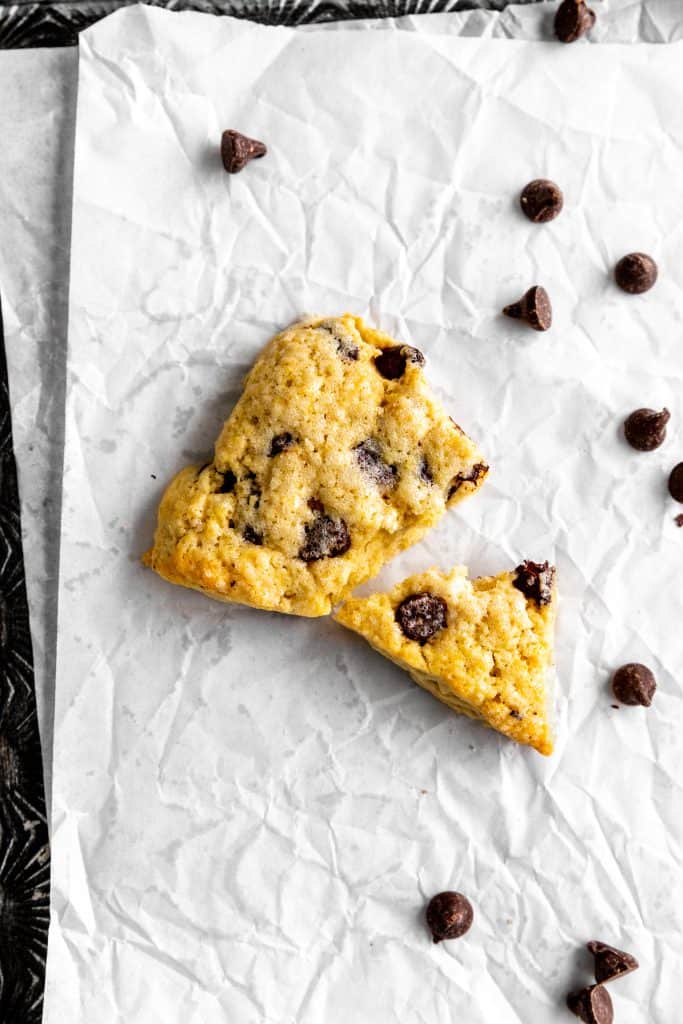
[
  {"left": 354, "top": 438, "right": 399, "bottom": 491},
  {"left": 615, "top": 252, "right": 658, "bottom": 294},
  {"left": 587, "top": 941, "right": 639, "bottom": 984},
  {"left": 520, "top": 179, "right": 564, "bottom": 223},
  {"left": 395, "top": 592, "right": 448, "bottom": 645},
  {"left": 513, "top": 560, "right": 556, "bottom": 607},
  {"left": 298, "top": 511, "right": 351, "bottom": 562},
  {"left": 143, "top": 315, "right": 487, "bottom": 616},
  {"left": 374, "top": 344, "right": 425, "bottom": 380},
  {"left": 221, "top": 129, "right": 267, "bottom": 173},
  {"left": 555, "top": 0, "right": 596, "bottom": 43},
  {"left": 566, "top": 985, "right": 613, "bottom": 1024},
  {"left": 426, "top": 892, "right": 473, "bottom": 944},
  {"left": 448, "top": 462, "right": 488, "bottom": 501},
  {"left": 611, "top": 663, "right": 656, "bottom": 707},
  {"left": 624, "top": 408, "right": 669, "bottom": 451},
  {"left": 502, "top": 286, "right": 552, "bottom": 331},
  {"left": 336, "top": 563, "right": 556, "bottom": 755}
]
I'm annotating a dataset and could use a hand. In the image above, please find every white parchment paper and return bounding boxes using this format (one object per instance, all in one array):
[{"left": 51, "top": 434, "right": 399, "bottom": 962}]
[{"left": 45, "top": 7, "right": 683, "bottom": 1020}]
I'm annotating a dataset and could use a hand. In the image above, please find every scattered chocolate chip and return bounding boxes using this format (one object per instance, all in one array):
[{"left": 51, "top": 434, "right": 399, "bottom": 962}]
[
  {"left": 520, "top": 179, "right": 564, "bottom": 223},
  {"left": 447, "top": 462, "right": 488, "bottom": 500},
  {"left": 374, "top": 345, "right": 425, "bottom": 380},
  {"left": 675, "top": 513, "right": 683, "bottom": 528},
  {"left": 668, "top": 462, "right": 683, "bottom": 502},
  {"left": 509, "top": 709, "right": 523, "bottom": 720},
  {"left": 269, "top": 432, "right": 296, "bottom": 456},
  {"left": 426, "top": 892, "right": 473, "bottom": 944},
  {"left": 418, "top": 456, "right": 433, "bottom": 485},
  {"left": 611, "top": 663, "right": 656, "bottom": 707},
  {"left": 354, "top": 438, "right": 399, "bottom": 490},
  {"left": 151, "top": 473, "right": 157, "bottom": 479},
  {"left": 217, "top": 469, "right": 237, "bottom": 494},
  {"left": 566, "top": 985, "right": 613, "bottom": 1024},
  {"left": 221, "top": 129, "right": 267, "bottom": 174},
  {"left": 513, "top": 560, "right": 555, "bottom": 607},
  {"left": 395, "top": 592, "right": 448, "bottom": 645},
  {"left": 587, "top": 941, "right": 639, "bottom": 984},
  {"left": 243, "top": 525, "right": 263, "bottom": 546},
  {"left": 503, "top": 286, "right": 552, "bottom": 331},
  {"left": 318, "top": 322, "right": 359, "bottom": 361},
  {"left": 624, "top": 408, "right": 670, "bottom": 451},
  {"left": 555, "top": 0, "right": 596, "bottom": 43},
  {"left": 611, "top": 704, "right": 619, "bottom": 710},
  {"left": 299, "top": 513, "right": 351, "bottom": 562},
  {"left": 615, "top": 253, "right": 658, "bottom": 294}
]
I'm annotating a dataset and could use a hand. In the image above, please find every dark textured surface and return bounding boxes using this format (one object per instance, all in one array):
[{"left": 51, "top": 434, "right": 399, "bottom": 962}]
[
  {"left": 0, "top": 295, "right": 50, "bottom": 1024},
  {"left": 0, "top": 0, "right": 536, "bottom": 49}
]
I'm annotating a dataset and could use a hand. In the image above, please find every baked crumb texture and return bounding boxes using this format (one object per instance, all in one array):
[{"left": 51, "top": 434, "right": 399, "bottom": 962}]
[
  {"left": 144, "top": 315, "right": 487, "bottom": 617},
  {"left": 335, "top": 565, "right": 556, "bottom": 755}
]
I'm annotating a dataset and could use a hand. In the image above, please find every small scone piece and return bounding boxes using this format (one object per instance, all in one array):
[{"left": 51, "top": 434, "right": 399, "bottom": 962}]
[
  {"left": 144, "top": 315, "right": 487, "bottom": 616},
  {"left": 335, "top": 561, "right": 557, "bottom": 754}
]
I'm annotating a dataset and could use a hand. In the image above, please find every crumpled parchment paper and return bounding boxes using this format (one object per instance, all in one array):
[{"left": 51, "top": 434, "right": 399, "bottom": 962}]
[{"left": 44, "top": 6, "right": 683, "bottom": 1021}]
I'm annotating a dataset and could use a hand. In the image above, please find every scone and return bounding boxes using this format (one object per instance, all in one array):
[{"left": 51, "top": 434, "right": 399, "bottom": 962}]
[
  {"left": 335, "top": 560, "right": 556, "bottom": 754},
  {"left": 144, "top": 315, "right": 487, "bottom": 616}
]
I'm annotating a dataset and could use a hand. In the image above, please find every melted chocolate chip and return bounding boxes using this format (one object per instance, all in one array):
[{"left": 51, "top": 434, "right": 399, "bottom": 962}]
[
  {"left": 299, "top": 513, "right": 351, "bottom": 562},
  {"left": 566, "top": 986, "right": 613, "bottom": 1024},
  {"left": 447, "top": 463, "right": 488, "bottom": 500},
  {"left": 418, "top": 456, "right": 433, "bottom": 484},
  {"left": 615, "top": 252, "right": 658, "bottom": 294},
  {"left": 217, "top": 469, "right": 237, "bottom": 494},
  {"left": 555, "top": 0, "right": 596, "bottom": 43},
  {"left": 269, "top": 432, "right": 296, "bottom": 456},
  {"left": 520, "top": 179, "right": 564, "bottom": 223},
  {"left": 587, "top": 941, "right": 639, "bottom": 984},
  {"left": 395, "top": 592, "right": 448, "bottom": 645},
  {"left": 624, "top": 408, "right": 670, "bottom": 451},
  {"left": 668, "top": 462, "right": 683, "bottom": 502},
  {"left": 308, "top": 497, "right": 324, "bottom": 513},
  {"left": 503, "top": 286, "right": 552, "bottom": 331},
  {"left": 374, "top": 345, "right": 425, "bottom": 380},
  {"left": 426, "top": 892, "right": 473, "bottom": 944},
  {"left": 318, "top": 322, "right": 359, "bottom": 361},
  {"left": 221, "top": 129, "right": 267, "bottom": 173},
  {"left": 512, "top": 560, "right": 555, "bottom": 607},
  {"left": 243, "top": 525, "right": 263, "bottom": 546},
  {"left": 611, "top": 663, "right": 656, "bottom": 707},
  {"left": 354, "top": 439, "right": 399, "bottom": 491}
]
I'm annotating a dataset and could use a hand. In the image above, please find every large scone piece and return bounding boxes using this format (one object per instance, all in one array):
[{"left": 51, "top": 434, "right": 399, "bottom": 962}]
[
  {"left": 144, "top": 315, "right": 488, "bottom": 616},
  {"left": 335, "top": 561, "right": 556, "bottom": 754}
]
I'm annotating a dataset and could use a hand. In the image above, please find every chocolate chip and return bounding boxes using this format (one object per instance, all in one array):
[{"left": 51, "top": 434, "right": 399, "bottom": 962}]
[
  {"left": 509, "top": 709, "right": 523, "bottom": 720},
  {"left": 566, "top": 985, "right": 613, "bottom": 1024},
  {"left": 668, "top": 462, "right": 683, "bottom": 502},
  {"left": 395, "top": 592, "right": 448, "bottom": 645},
  {"left": 447, "top": 462, "right": 488, "bottom": 500},
  {"left": 269, "top": 432, "right": 296, "bottom": 456},
  {"left": 555, "top": 0, "right": 596, "bottom": 43},
  {"left": 244, "top": 470, "right": 261, "bottom": 509},
  {"left": 354, "top": 438, "right": 399, "bottom": 491},
  {"left": 318, "top": 322, "right": 359, "bottom": 361},
  {"left": 425, "top": 892, "right": 473, "bottom": 944},
  {"left": 624, "top": 408, "right": 670, "bottom": 451},
  {"left": 217, "top": 469, "right": 237, "bottom": 494},
  {"left": 221, "top": 129, "right": 267, "bottom": 174},
  {"left": 587, "top": 941, "right": 639, "bottom": 984},
  {"left": 374, "top": 345, "right": 425, "bottom": 380},
  {"left": 675, "top": 513, "right": 683, "bottom": 528},
  {"left": 615, "top": 253, "right": 658, "bottom": 294},
  {"left": 299, "top": 513, "right": 351, "bottom": 562},
  {"left": 611, "top": 663, "right": 656, "bottom": 707},
  {"left": 419, "top": 456, "right": 433, "bottom": 484},
  {"left": 308, "top": 497, "right": 324, "bottom": 513},
  {"left": 243, "top": 525, "right": 263, "bottom": 546},
  {"left": 503, "top": 286, "right": 552, "bottom": 331},
  {"left": 520, "top": 179, "right": 564, "bottom": 223},
  {"left": 512, "top": 560, "right": 555, "bottom": 607}
]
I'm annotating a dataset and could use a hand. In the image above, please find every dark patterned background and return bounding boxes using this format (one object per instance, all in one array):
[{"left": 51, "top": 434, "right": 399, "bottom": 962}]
[{"left": 0, "top": 1, "right": 535, "bottom": 1021}]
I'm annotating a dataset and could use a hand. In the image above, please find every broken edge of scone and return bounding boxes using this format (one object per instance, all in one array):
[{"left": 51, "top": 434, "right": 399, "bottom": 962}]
[
  {"left": 335, "top": 560, "right": 557, "bottom": 755},
  {"left": 143, "top": 314, "right": 488, "bottom": 616}
]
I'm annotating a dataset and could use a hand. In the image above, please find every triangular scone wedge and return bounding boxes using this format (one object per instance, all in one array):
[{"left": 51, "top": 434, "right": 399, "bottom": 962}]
[
  {"left": 335, "top": 561, "right": 556, "bottom": 754},
  {"left": 144, "top": 315, "right": 487, "bottom": 617}
]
